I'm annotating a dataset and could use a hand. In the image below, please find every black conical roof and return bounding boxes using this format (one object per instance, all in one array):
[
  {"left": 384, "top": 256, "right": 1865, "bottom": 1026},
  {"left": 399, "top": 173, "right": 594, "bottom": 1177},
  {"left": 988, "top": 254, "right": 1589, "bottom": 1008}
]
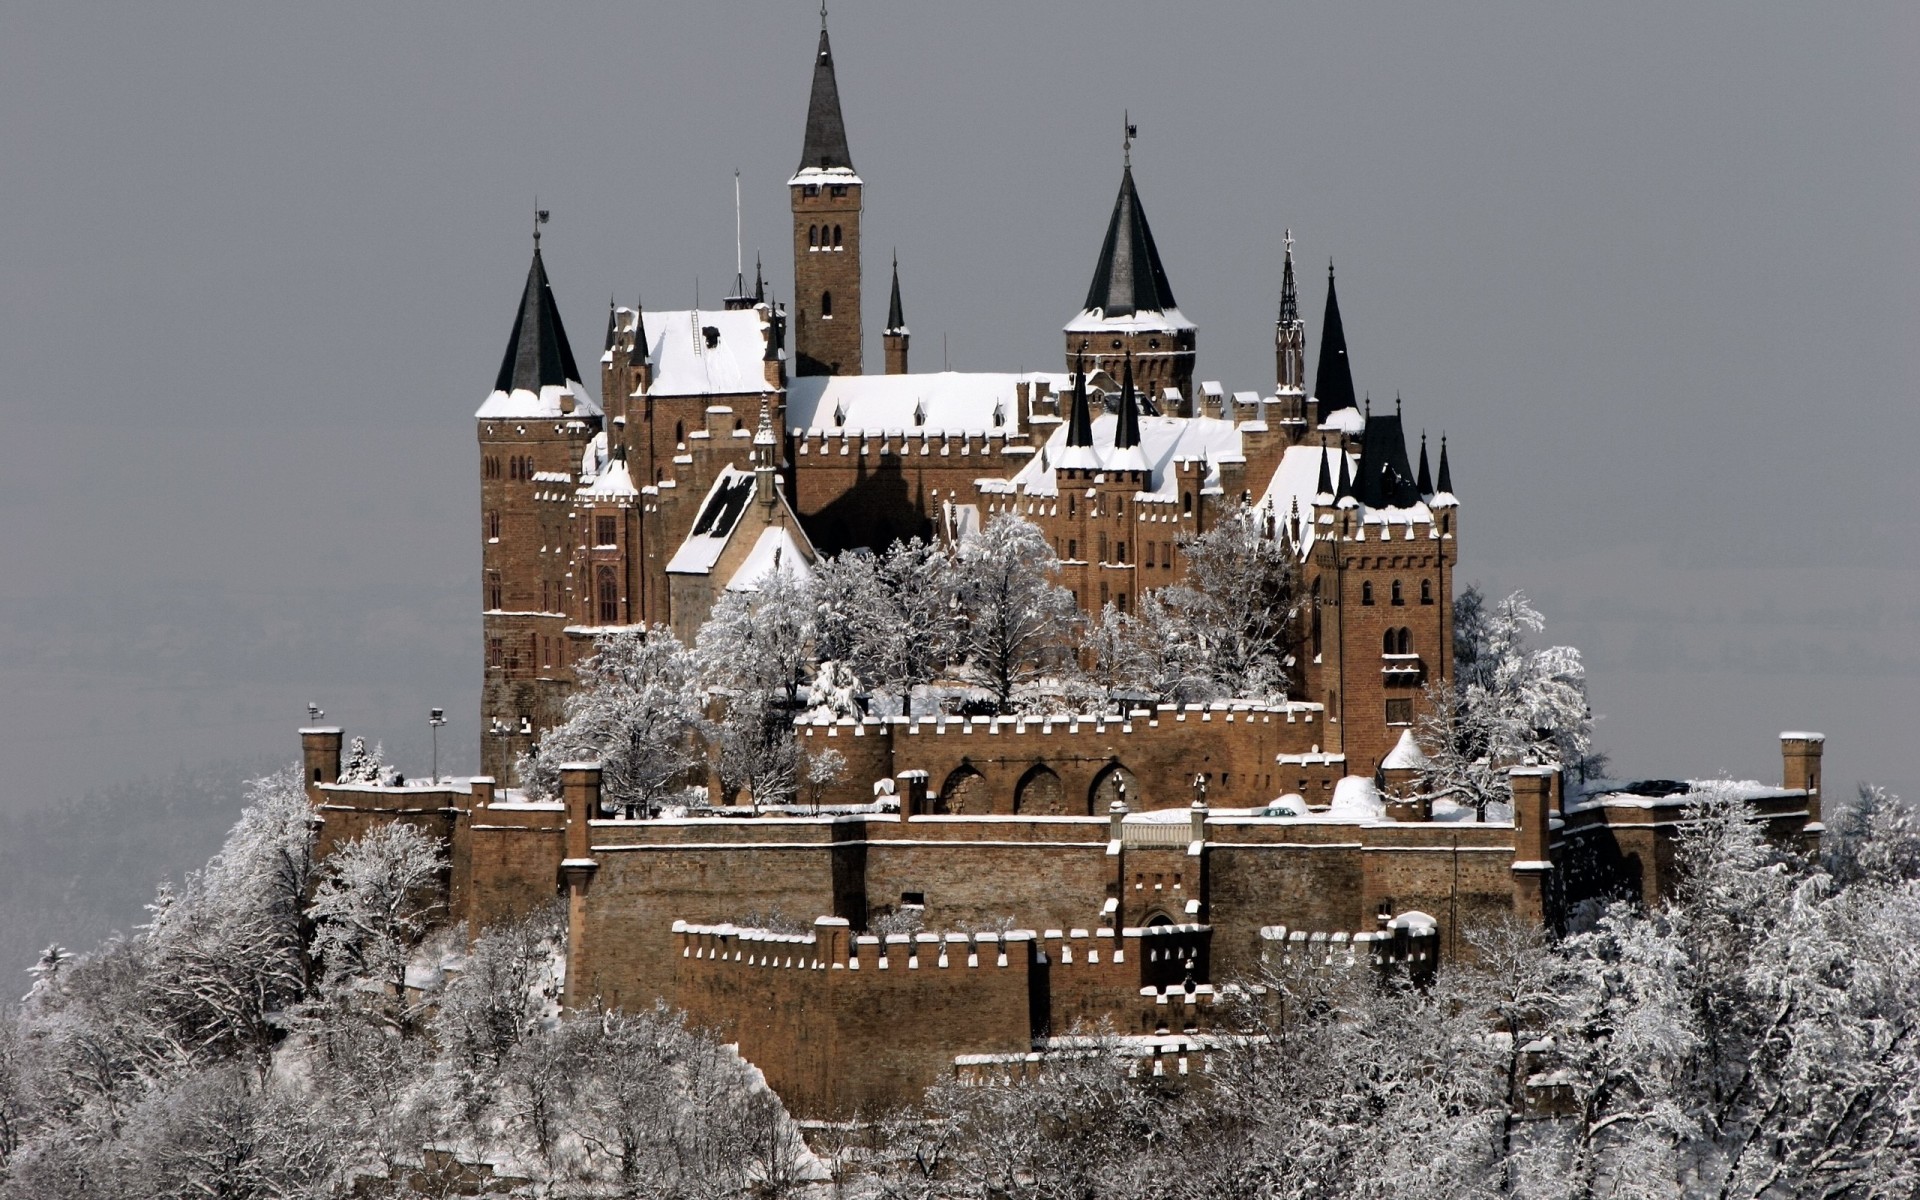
[
  {"left": 1437, "top": 437, "right": 1453, "bottom": 494},
  {"left": 1082, "top": 165, "right": 1177, "bottom": 318},
  {"left": 1115, "top": 354, "right": 1143, "bottom": 449},
  {"left": 493, "top": 247, "right": 583, "bottom": 393},
  {"left": 886, "top": 253, "right": 906, "bottom": 333},
  {"left": 798, "top": 28, "right": 854, "bottom": 173},
  {"left": 1416, "top": 433, "right": 1433, "bottom": 496},
  {"left": 1354, "top": 412, "right": 1423, "bottom": 508},
  {"left": 1317, "top": 442, "right": 1334, "bottom": 496},
  {"left": 602, "top": 294, "right": 617, "bottom": 353},
  {"left": 1066, "top": 352, "right": 1095, "bottom": 448},
  {"left": 1313, "top": 263, "right": 1355, "bottom": 415},
  {"left": 1280, "top": 237, "right": 1299, "bottom": 326},
  {"left": 1335, "top": 449, "right": 1353, "bottom": 500}
]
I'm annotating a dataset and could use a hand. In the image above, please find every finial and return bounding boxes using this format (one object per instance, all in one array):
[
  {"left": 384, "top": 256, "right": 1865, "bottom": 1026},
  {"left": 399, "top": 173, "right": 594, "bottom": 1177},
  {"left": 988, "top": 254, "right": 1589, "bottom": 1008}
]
[
  {"left": 1284, "top": 228, "right": 1294, "bottom": 258},
  {"left": 820, "top": 0, "right": 827, "bottom": 30},
  {"left": 1396, "top": 392, "right": 1402, "bottom": 417},
  {"left": 532, "top": 199, "right": 549, "bottom": 247},
  {"left": 1364, "top": 393, "right": 1371, "bottom": 417},
  {"left": 1123, "top": 111, "right": 1137, "bottom": 168},
  {"left": 1328, "top": 257, "right": 1335, "bottom": 278}
]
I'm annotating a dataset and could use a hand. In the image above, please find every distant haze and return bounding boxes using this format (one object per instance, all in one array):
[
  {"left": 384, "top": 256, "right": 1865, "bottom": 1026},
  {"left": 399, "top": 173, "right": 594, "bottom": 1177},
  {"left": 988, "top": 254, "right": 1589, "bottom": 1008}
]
[{"left": 1, "top": 3, "right": 1914, "bottom": 814}]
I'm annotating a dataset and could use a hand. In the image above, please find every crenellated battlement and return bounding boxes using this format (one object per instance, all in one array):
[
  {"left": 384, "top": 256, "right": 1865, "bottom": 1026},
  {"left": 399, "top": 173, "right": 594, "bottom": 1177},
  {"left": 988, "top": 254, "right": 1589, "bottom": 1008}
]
[{"left": 1258, "top": 914, "right": 1439, "bottom": 983}]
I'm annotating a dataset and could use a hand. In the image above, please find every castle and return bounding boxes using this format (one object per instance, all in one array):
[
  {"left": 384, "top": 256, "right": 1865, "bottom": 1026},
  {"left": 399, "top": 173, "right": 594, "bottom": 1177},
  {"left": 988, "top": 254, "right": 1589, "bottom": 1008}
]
[{"left": 299, "top": 17, "right": 1827, "bottom": 1118}]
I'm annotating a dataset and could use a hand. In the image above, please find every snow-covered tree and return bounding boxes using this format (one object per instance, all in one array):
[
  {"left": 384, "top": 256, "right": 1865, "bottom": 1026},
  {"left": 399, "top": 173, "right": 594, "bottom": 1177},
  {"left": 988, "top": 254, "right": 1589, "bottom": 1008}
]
[
  {"left": 715, "top": 687, "right": 799, "bottom": 811},
  {"left": 951, "top": 514, "right": 1080, "bottom": 712},
  {"left": 306, "top": 822, "right": 447, "bottom": 1004},
  {"left": 519, "top": 626, "right": 704, "bottom": 817},
  {"left": 696, "top": 570, "right": 818, "bottom": 707},
  {"left": 802, "top": 746, "right": 847, "bottom": 813},
  {"left": 846, "top": 537, "right": 959, "bottom": 713},
  {"left": 1418, "top": 588, "right": 1595, "bottom": 818},
  {"left": 337, "top": 736, "right": 386, "bottom": 785},
  {"left": 1164, "top": 504, "right": 1299, "bottom": 698}
]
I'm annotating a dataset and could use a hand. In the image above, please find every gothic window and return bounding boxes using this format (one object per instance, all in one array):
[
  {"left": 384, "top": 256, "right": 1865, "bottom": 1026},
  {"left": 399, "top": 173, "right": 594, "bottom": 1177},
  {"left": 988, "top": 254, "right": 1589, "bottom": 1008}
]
[
  {"left": 1383, "top": 629, "right": 1396, "bottom": 654},
  {"left": 595, "top": 516, "right": 616, "bottom": 547},
  {"left": 486, "top": 571, "right": 502, "bottom": 610},
  {"left": 1182, "top": 492, "right": 1193, "bottom": 515},
  {"left": 1099, "top": 532, "right": 1108, "bottom": 561},
  {"left": 1399, "top": 628, "right": 1413, "bottom": 654},
  {"left": 487, "top": 637, "right": 503, "bottom": 669},
  {"left": 1068, "top": 538, "right": 1077, "bottom": 560},
  {"left": 821, "top": 290, "right": 833, "bottom": 318},
  {"left": 674, "top": 420, "right": 685, "bottom": 445},
  {"left": 808, "top": 224, "right": 818, "bottom": 248},
  {"left": 1116, "top": 541, "right": 1127, "bottom": 563},
  {"left": 1362, "top": 581, "right": 1374, "bottom": 605},
  {"left": 1391, "top": 579, "right": 1405, "bottom": 606},
  {"left": 1421, "top": 578, "right": 1434, "bottom": 605},
  {"left": 486, "top": 510, "right": 500, "bottom": 540},
  {"left": 832, "top": 224, "right": 843, "bottom": 248},
  {"left": 597, "top": 566, "right": 618, "bottom": 623}
]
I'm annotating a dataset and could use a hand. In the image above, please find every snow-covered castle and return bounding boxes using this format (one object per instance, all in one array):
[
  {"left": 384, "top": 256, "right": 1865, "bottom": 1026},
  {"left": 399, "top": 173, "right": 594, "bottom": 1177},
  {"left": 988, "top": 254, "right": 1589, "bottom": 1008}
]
[{"left": 298, "top": 16, "right": 1829, "bottom": 1118}]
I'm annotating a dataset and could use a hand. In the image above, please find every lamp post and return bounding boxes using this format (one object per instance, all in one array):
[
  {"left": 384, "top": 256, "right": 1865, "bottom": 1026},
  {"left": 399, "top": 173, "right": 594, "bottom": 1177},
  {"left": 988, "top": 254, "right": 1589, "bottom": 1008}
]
[{"left": 429, "top": 707, "right": 446, "bottom": 783}]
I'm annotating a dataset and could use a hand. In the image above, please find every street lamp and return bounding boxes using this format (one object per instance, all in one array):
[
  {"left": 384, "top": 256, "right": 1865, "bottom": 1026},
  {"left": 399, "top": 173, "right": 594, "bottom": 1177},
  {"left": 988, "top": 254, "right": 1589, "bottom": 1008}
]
[{"left": 429, "top": 707, "right": 446, "bottom": 783}]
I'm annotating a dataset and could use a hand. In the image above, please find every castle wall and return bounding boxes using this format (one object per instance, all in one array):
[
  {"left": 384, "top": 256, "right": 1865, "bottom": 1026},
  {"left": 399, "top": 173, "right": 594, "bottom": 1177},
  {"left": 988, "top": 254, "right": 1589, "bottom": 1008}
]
[
  {"left": 461, "top": 796, "right": 567, "bottom": 931},
  {"left": 789, "top": 429, "right": 1034, "bottom": 554}
]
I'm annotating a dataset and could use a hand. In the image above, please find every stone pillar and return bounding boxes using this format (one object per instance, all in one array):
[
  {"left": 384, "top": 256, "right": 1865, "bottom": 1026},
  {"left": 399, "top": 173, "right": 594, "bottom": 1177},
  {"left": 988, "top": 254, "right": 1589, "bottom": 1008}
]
[
  {"left": 814, "top": 915, "right": 850, "bottom": 966},
  {"left": 559, "top": 762, "right": 602, "bottom": 1007},
  {"left": 300, "top": 727, "right": 342, "bottom": 802},
  {"left": 1781, "top": 733, "right": 1826, "bottom": 829},
  {"left": 468, "top": 776, "right": 495, "bottom": 810},
  {"left": 1509, "top": 766, "right": 1556, "bottom": 926},
  {"left": 896, "top": 770, "right": 928, "bottom": 822}
]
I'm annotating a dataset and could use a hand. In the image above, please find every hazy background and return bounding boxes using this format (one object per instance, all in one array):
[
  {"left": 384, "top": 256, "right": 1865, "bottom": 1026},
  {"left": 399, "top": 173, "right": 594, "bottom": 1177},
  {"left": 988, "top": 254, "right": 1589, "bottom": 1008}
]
[{"left": 1, "top": 4, "right": 1914, "bottom": 963}]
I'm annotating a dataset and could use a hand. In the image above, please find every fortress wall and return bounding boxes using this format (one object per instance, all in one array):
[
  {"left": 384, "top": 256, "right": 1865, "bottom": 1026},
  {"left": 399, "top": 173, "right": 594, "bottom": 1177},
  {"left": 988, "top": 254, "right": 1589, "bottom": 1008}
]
[
  {"left": 672, "top": 921, "right": 1033, "bottom": 1117},
  {"left": 860, "top": 833, "right": 1111, "bottom": 932},
  {"left": 463, "top": 798, "right": 567, "bottom": 931},
  {"left": 791, "top": 430, "right": 1036, "bottom": 552},
  {"left": 311, "top": 780, "right": 466, "bottom": 917}
]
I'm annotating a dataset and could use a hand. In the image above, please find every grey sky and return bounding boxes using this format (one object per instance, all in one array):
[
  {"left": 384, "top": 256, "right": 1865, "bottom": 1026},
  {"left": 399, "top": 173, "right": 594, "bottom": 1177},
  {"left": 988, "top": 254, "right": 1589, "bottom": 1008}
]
[{"left": 1, "top": 2, "right": 1914, "bottom": 813}]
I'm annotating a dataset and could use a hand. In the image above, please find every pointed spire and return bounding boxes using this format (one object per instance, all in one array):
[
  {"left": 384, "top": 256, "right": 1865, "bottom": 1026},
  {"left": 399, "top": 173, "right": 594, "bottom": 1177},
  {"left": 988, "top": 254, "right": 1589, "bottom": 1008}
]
[
  {"left": 1313, "top": 259, "right": 1356, "bottom": 415},
  {"left": 1115, "top": 354, "right": 1143, "bottom": 450},
  {"left": 754, "top": 254, "right": 765, "bottom": 304},
  {"left": 1316, "top": 439, "right": 1334, "bottom": 497},
  {"left": 1335, "top": 447, "right": 1354, "bottom": 502},
  {"left": 1066, "top": 348, "right": 1095, "bottom": 448},
  {"left": 1437, "top": 435, "right": 1453, "bottom": 494},
  {"left": 1082, "top": 164, "right": 1178, "bottom": 318},
  {"left": 632, "top": 297, "right": 649, "bottom": 363},
  {"left": 885, "top": 251, "right": 907, "bottom": 334},
  {"left": 493, "top": 246, "right": 583, "bottom": 394},
  {"left": 603, "top": 293, "right": 617, "bottom": 354},
  {"left": 1279, "top": 229, "right": 1298, "bottom": 325},
  {"left": 1417, "top": 432, "right": 1433, "bottom": 496},
  {"left": 798, "top": 22, "right": 854, "bottom": 173}
]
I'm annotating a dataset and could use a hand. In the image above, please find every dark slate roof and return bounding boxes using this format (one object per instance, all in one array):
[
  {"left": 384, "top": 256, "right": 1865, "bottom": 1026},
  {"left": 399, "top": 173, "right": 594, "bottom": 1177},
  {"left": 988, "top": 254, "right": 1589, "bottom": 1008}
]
[
  {"left": 691, "top": 474, "right": 754, "bottom": 538},
  {"left": 1317, "top": 442, "right": 1334, "bottom": 495},
  {"left": 633, "top": 300, "right": 649, "bottom": 363},
  {"left": 602, "top": 294, "right": 617, "bottom": 353},
  {"left": 1437, "top": 437, "right": 1453, "bottom": 494},
  {"left": 1354, "top": 412, "right": 1423, "bottom": 508},
  {"left": 1115, "top": 354, "right": 1143, "bottom": 449},
  {"left": 1416, "top": 433, "right": 1433, "bottom": 496},
  {"left": 885, "top": 253, "right": 906, "bottom": 333},
  {"left": 1066, "top": 353, "right": 1096, "bottom": 448},
  {"left": 798, "top": 28, "right": 854, "bottom": 173},
  {"left": 1082, "top": 165, "right": 1178, "bottom": 317},
  {"left": 1335, "top": 448, "right": 1354, "bottom": 500},
  {"left": 1312, "top": 263, "right": 1356, "bottom": 415},
  {"left": 493, "top": 248, "right": 583, "bottom": 393}
]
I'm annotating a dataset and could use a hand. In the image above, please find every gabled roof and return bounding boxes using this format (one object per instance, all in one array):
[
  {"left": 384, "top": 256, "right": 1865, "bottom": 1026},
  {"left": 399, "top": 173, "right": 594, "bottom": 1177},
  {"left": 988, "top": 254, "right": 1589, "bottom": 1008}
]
[
  {"left": 1075, "top": 164, "right": 1180, "bottom": 322},
  {"left": 797, "top": 28, "right": 854, "bottom": 175},
  {"left": 475, "top": 247, "right": 600, "bottom": 420},
  {"left": 1312, "top": 262, "right": 1356, "bottom": 416}
]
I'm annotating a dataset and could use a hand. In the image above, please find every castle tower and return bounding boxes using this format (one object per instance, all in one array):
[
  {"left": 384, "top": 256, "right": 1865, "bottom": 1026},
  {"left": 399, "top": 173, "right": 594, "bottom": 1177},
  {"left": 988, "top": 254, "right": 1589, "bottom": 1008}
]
[
  {"left": 1064, "top": 150, "right": 1196, "bottom": 408},
  {"left": 475, "top": 236, "right": 602, "bottom": 782},
  {"left": 1311, "top": 261, "right": 1357, "bottom": 429},
  {"left": 1275, "top": 231, "right": 1306, "bottom": 410},
  {"left": 790, "top": 18, "right": 862, "bottom": 377},
  {"left": 883, "top": 253, "right": 909, "bottom": 374}
]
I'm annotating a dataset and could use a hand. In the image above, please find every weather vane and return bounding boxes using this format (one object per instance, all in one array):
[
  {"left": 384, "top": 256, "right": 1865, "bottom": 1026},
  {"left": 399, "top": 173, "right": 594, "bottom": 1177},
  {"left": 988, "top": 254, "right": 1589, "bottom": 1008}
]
[
  {"left": 533, "top": 199, "right": 550, "bottom": 247},
  {"left": 1123, "top": 111, "right": 1137, "bottom": 167}
]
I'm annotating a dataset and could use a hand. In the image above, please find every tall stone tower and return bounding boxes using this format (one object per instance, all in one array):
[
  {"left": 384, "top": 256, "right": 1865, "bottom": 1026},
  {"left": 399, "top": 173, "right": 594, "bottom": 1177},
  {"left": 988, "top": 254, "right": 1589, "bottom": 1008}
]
[
  {"left": 475, "top": 238, "right": 601, "bottom": 782},
  {"left": 1064, "top": 157, "right": 1196, "bottom": 410},
  {"left": 790, "top": 19, "right": 862, "bottom": 376}
]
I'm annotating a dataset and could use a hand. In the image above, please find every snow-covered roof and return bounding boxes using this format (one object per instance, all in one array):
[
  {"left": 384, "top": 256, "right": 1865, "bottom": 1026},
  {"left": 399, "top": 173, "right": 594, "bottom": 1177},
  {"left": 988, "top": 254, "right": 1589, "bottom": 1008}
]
[
  {"left": 788, "top": 165, "right": 864, "bottom": 187},
  {"left": 666, "top": 468, "right": 758, "bottom": 575},
  {"left": 579, "top": 456, "right": 638, "bottom": 501},
  {"left": 475, "top": 379, "right": 600, "bottom": 421},
  {"left": 726, "top": 527, "right": 815, "bottom": 592},
  {"left": 1319, "top": 405, "right": 1365, "bottom": 435},
  {"left": 787, "top": 371, "right": 1068, "bottom": 437},
  {"left": 1003, "top": 412, "right": 1242, "bottom": 500},
  {"left": 1381, "top": 729, "right": 1431, "bottom": 770},
  {"left": 643, "top": 308, "right": 773, "bottom": 398},
  {"left": 1062, "top": 306, "right": 1197, "bottom": 334}
]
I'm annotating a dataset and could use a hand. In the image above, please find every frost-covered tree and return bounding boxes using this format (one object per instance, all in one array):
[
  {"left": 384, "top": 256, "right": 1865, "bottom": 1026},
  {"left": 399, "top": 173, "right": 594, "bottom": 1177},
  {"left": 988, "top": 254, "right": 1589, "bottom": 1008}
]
[
  {"left": 519, "top": 626, "right": 704, "bottom": 816},
  {"left": 846, "top": 538, "right": 959, "bottom": 713},
  {"left": 951, "top": 514, "right": 1079, "bottom": 712},
  {"left": 696, "top": 570, "right": 818, "bottom": 707},
  {"left": 1164, "top": 504, "right": 1299, "bottom": 698},
  {"left": 802, "top": 746, "right": 847, "bottom": 813},
  {"left": 1418, "top": 588, "right": 1595, "bottom": 818},
  {"left": 306, "top": 822, "right": 447, "bottom": 1004},
  {"left": 337, "top": 736, "right": 386, "bottom": 785},
  {"left": 715, "top": 687, "right": 799, "bottom": 811}
]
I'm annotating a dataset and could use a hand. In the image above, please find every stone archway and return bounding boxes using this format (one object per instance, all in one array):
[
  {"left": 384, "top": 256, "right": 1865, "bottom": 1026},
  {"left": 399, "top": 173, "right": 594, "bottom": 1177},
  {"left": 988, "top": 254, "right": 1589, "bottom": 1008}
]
[
  {"left": 1088, "top": 762, "right": 1139, "bottom": 812},
  {"left": 934, "top": 764, "right": 989, "bottom": 815},
  {"left": 1014, "top": 764, "right": 1071, "bottom": 815}
]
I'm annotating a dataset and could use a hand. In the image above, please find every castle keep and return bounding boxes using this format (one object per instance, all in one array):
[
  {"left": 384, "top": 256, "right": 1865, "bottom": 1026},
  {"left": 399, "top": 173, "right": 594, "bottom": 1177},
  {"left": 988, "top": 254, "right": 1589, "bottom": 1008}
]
[{"left": 308, "top": 17, "right": 1829, "bottom": 1118}]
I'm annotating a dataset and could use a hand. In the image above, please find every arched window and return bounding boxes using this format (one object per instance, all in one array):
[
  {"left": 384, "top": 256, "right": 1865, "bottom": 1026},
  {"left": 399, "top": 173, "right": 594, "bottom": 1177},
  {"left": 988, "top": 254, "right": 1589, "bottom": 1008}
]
[
  {"left": 821, "top": 290, "right": 833, "bottom": 318},
  {"left": 486, "top": 510, "right": 500, "bottom": 540},
  {"left": 832, "top": 224, "right": 843, "bottom": 248},
  {"left": 1399, "top": 628, "right": 1413, "bottom": 654},
  {"left": 1441, "top": 514, "right": 1451, "bottom": 534},
  {"left": 1383, "top": 629, "right": 1396, "bottom": 654},
  {"left": 486, "top": 571, "right": 502, "bottom": 610},
  {"left": 1182, "top": 492, "right": 1193, "bottom": 514},
  {"left": 597, "top": 567, "right": 618, "bottom": 623},
  {"left": 808, "top": 224, "right": 818, "bottom": 248},
  {"left": 1068, "top": 538, "right": 1077, "bottom": 560},
  {"left": 1421, "top": 578, "right": 1434, "bottom": 605},
  {"left": 1362, "top": 581, "right": 1374, "bottom": 605},
  {"left": 674, "top": 420, "right": 685, "bottom": 445},
  {"left": 1391, "top": 579, "right": 1405, "bottom": 606}
]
